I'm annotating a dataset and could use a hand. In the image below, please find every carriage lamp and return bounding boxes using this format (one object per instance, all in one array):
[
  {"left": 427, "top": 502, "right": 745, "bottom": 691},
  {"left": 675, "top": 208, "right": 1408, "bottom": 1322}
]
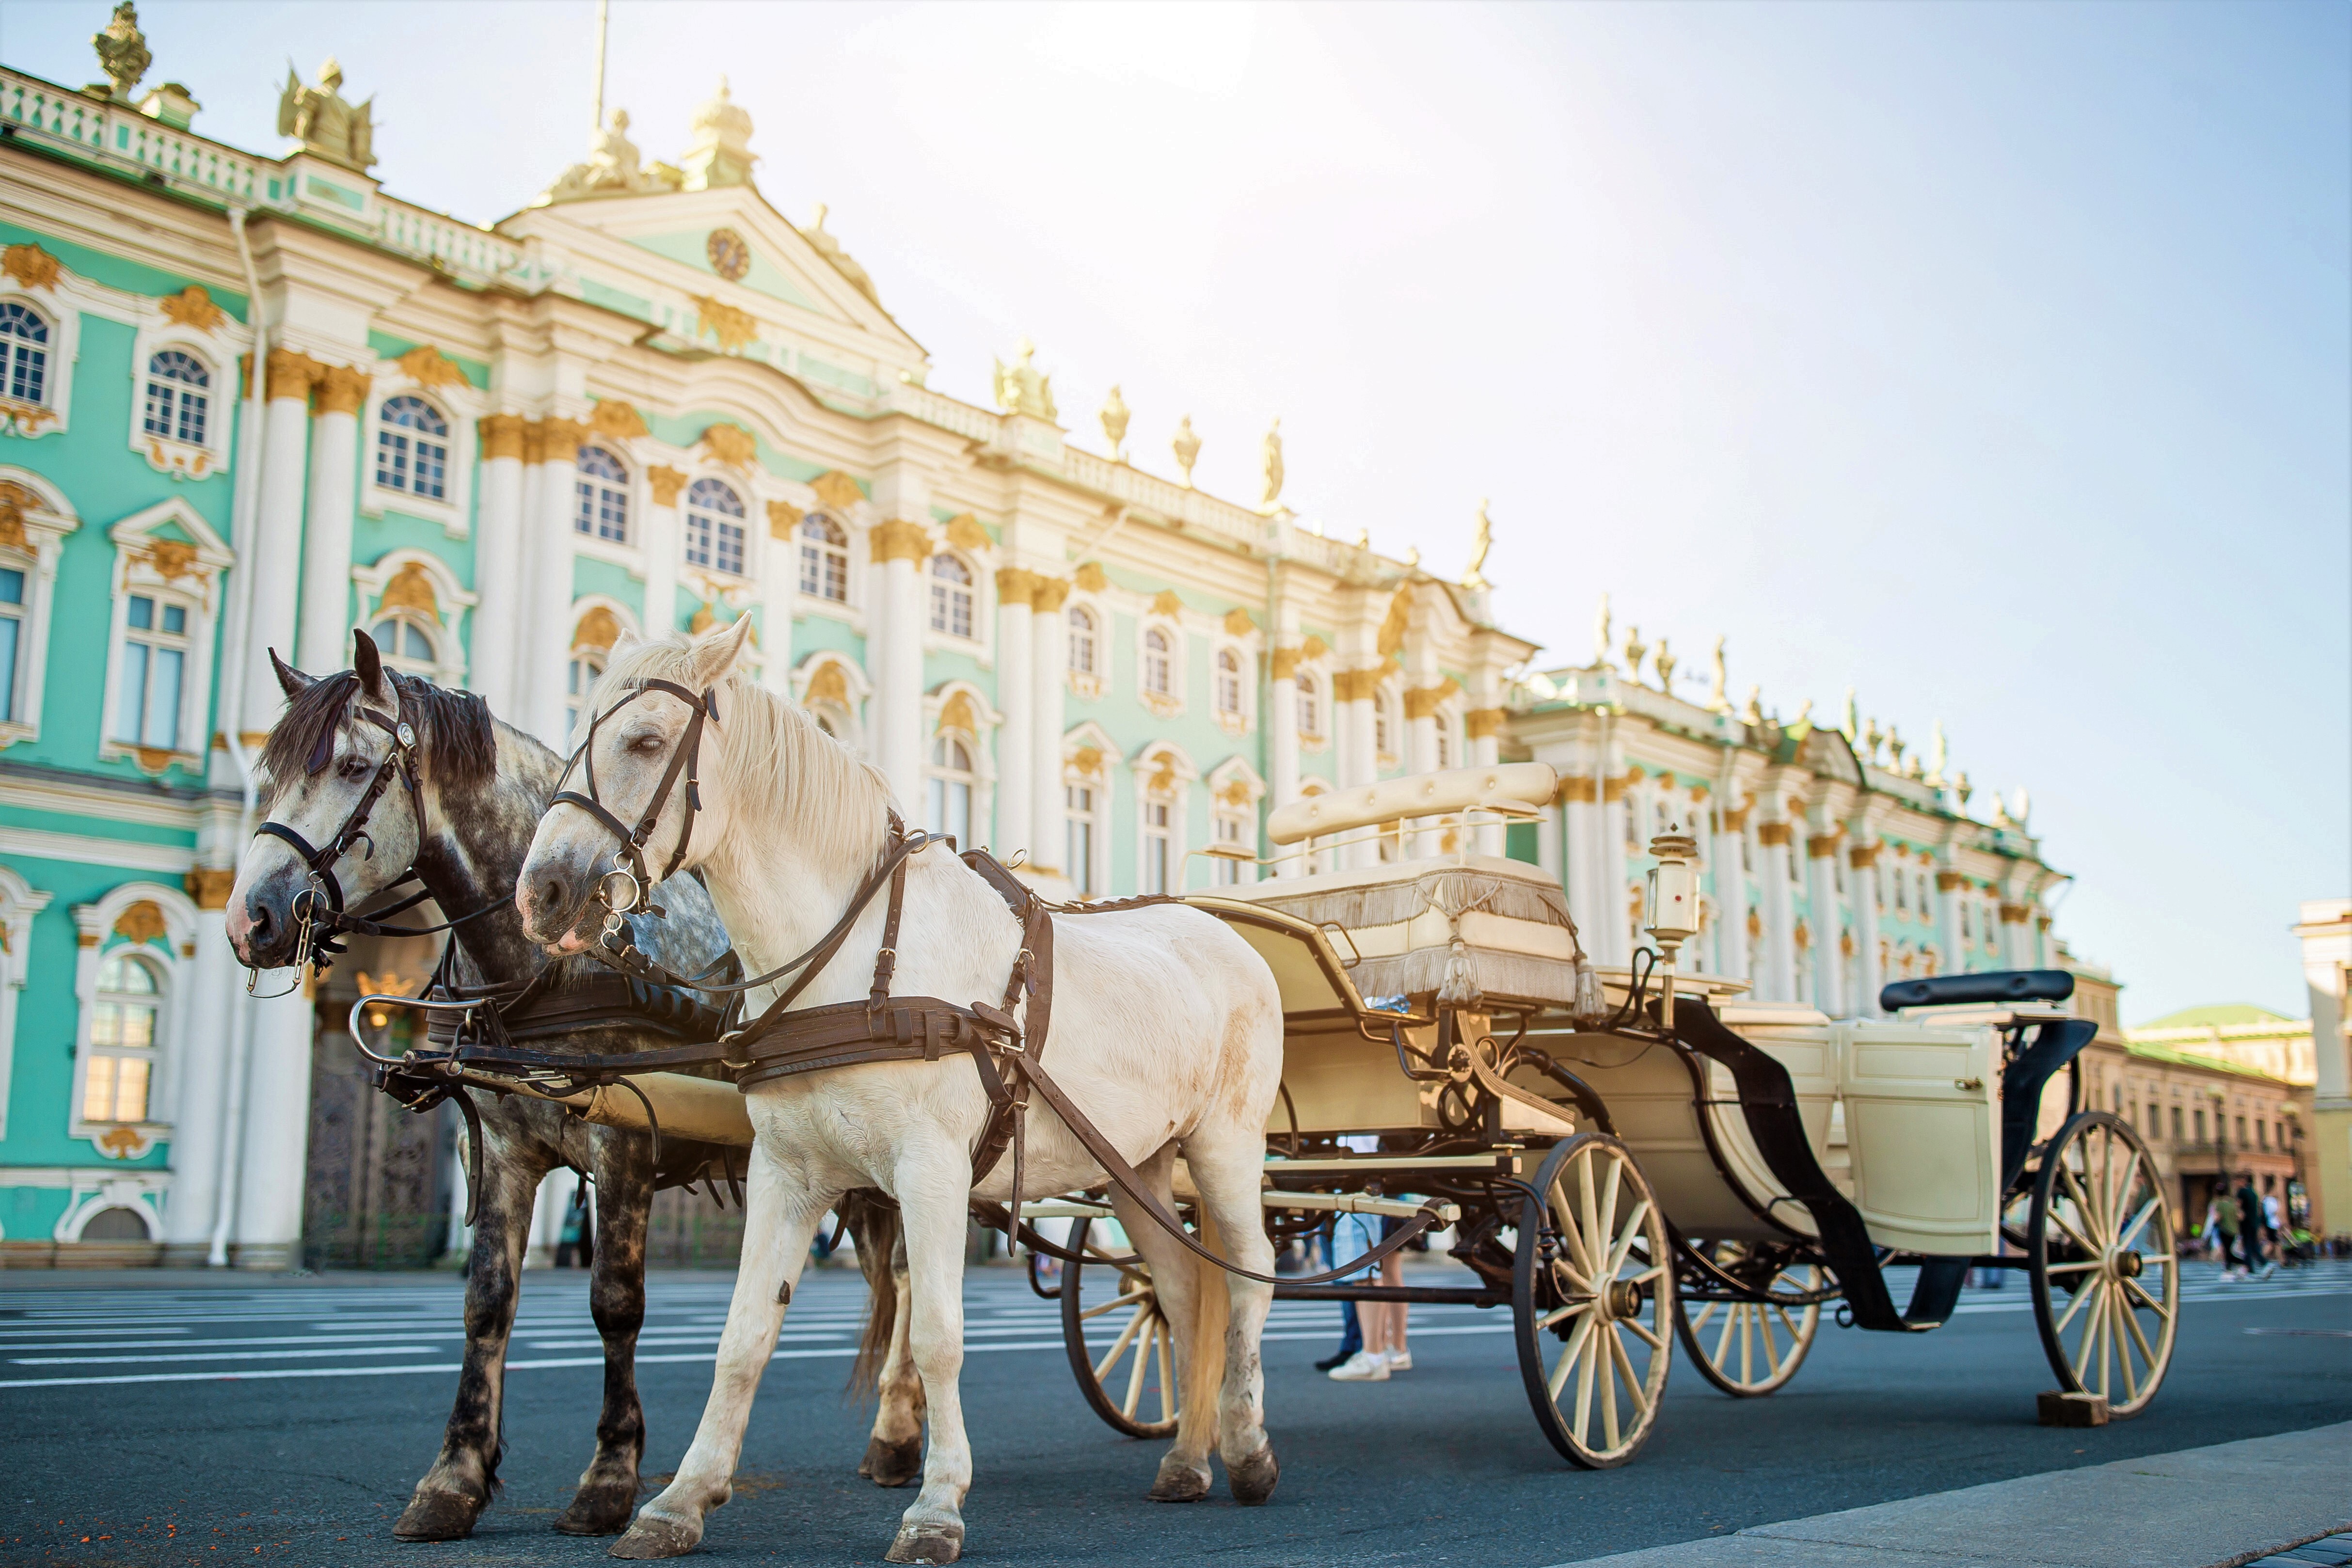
[{"left": 1645, "top": 825, "right": 1700, "bottom": 1032}]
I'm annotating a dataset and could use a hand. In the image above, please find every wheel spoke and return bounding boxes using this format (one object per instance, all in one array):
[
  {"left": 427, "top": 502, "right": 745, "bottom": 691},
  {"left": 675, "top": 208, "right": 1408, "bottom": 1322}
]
[
  {"left": 1563, "top": 1310, "right": 1598, "bottom": 1419},
  {"left": 1539, "top": 1299, "right": 1593, "bottom": 1331},
  {"left": 1740, "top": 1303, "right": 1756, "bottom": 1382},
  {"left": 2070, "top": 1282, "right": 2107, "bottom": 1382},
  {"left": 2117, "top": 1288, "right": 2161, "bottom": 1371},
  {"left": 2053, "top": 1271, "right": 2099, "bottom": 1334},
  {"left": 1550, "top": 1310, "right": 1595, "bottom": 1400},
  {"left": 1607, "top": 1322, "right": 1652, "bottom": 1418},
  {"left": 2058, "top": 1166, "right": 2100, "bottom": 1245},
  {"left": 1121, "top": 1312, "right": 1153, "bottom": 1417},
  {"left": 1080, "top": 1288, "right": 1151, "bottom": 1320},
  {"left": 2120, "top": 1275, "right": 2173, "bottom": 1321},
  {"left": 1095, "top": 1303, "right": 1151, "bottom": 1381},
  {"left": 1600, "top": 1328, "right": 1623, "bottom": 1450},
  {"left": 2114, "top": 1194, "right": 2162, "bottom": 1254},
  {"left": 2042, "top": 1259, "right": 2102, "bottom": 1275},
  {"left": 1579, "top": 1156, "right": 1605, "bottom": 1289},
  {"left": 1689, "top": 1301, "right": 1721, "bottom": 1336},
  {"left": 1552, "top": 1171, "right": 1596, "bottom": 1281},
  {"left": 1773, "top": 1305, "right": 1804, "bottom": 1350},
  {"left": 1596, "top": 1156, "right": 1625, "bottom": 1275},
  {"left": 2111, "top": 1295, "right": 2145, "bottom": 1402},
  {"left": 1621, "top": 1312, "right": 1667, "bottom": 1351},
  {"left": 1606, "top": 1199, "right": 1654, "bottom": 1279},
  {"left": 2049, "top": 1199, "right": 2102, "bottom": 1259},
  {"left": 1713, "top": 1295, "right": 1740, "bottom": 1367}
]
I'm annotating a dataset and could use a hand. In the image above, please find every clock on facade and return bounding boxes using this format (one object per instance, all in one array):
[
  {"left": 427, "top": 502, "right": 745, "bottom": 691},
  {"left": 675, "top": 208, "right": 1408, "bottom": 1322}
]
[{"left": 706, "top": 227, "right": 751, "bottom": 282}]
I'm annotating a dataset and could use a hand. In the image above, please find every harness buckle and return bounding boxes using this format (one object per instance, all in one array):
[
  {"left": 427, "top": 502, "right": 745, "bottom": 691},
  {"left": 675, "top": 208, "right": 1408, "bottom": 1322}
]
[
  {"left": 599, "top": 864, "right": 643, "bottom": 917},
  {"left": 395, "top": 721, "right": 416, "bottom": 750}
]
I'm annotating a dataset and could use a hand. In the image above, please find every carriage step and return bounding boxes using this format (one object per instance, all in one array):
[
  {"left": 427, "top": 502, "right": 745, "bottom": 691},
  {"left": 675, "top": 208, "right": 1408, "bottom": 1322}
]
[{"left": 2037, "top": 1390, "right": 2111, "bottom": 1427}]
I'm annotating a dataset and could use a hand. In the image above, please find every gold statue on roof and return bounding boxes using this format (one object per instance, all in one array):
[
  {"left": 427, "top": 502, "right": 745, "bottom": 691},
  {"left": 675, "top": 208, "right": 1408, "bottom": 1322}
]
[
  {"left": 1462, "top": 500, "right": 1492, "bottom": 590},
  {"left": 991, "top": 339, "right": 1058, "bottom": 421},
  {"left": 93, "top": 3, "right": 150, "bottom": 101},
  {"left": 1172, "top": 415, "right": 1201, "bottom": 486},
  {"left": 1260, "top": 418, "right": 1285, "bottom": 509},
  {"left": 1099, "top": 385, "right": 1130, "bottom": 459},
  {"left": 278, "top": 55, "right": 376, "bottom": 172}
]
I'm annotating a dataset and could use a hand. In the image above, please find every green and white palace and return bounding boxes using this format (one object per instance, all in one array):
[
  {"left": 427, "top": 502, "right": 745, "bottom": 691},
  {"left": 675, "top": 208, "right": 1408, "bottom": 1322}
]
[{"left": 0, "top": 15, "right": 2070, "bottom": 1266}]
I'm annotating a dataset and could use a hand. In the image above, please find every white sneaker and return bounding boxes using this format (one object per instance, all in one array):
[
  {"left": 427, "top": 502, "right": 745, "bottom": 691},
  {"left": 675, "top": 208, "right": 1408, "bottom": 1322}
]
[
  {"left": 1384, "top": 1348, "right": 1413, "bottom": 1373},
  {"left": 2260, "top": 1262, "right": 2278, "bottom": 1280},
  {"left": 1327, "top": 1349, "right": 1389, "bottom": 1382}
]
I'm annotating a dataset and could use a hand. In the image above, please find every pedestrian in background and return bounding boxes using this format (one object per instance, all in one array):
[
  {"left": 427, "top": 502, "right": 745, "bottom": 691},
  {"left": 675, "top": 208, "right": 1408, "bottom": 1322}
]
[
  {"left": 2214, "top": 1188, "right": 2242, "bottom": 1280},
  {"left": 2237, "top": 1172, "right": 2274, "bottom": 1280}
]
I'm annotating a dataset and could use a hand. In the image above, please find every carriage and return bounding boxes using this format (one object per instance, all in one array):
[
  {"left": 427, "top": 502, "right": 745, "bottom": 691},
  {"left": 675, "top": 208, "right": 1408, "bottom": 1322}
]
[{"left": 1033, "top": 763, "right": 2179, "bottom": 1465}]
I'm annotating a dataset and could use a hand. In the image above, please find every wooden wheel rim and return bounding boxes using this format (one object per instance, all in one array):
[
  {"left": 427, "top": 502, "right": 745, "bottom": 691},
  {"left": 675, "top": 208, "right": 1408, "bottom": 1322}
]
[
  {"left": 2028, "top": 1111, "right": 2178, "bottom": 1419},
  {"left": 1060, "top": 1215, "right": 1180, "bottom": 1438},
  {"left": 1514, "top": 1133, "right": 1674, "bottom": 1468},
  {"left": 1673, "top": 1243, "right": 1823, "bottom": 1397}
]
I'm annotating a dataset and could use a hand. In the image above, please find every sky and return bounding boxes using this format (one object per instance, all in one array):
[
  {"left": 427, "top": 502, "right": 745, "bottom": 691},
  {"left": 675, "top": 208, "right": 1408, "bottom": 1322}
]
[{"left": 7, "top": 0, "right": 2347, "bottom": 1021}]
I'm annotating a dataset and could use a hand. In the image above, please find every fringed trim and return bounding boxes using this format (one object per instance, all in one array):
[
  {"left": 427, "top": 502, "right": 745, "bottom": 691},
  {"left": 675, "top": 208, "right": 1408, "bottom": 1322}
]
[
  {"left": 1352, "top": 946, "right": 1587, "bottom": 1011},
  {"left": 1253, "top": 870, "right": 1576, "bottom": 936}
]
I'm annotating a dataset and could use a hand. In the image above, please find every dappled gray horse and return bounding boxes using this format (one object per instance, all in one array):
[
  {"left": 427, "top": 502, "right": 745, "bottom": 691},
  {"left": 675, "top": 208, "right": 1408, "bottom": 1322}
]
[{"left": 226, "top": 631, "right": 906, "bottom": 1539}]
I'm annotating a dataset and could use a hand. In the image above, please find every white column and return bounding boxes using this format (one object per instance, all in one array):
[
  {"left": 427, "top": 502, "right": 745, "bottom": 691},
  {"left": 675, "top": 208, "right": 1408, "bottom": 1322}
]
[
  {"left": 160, "top": 905, "right": 236, "bottom": 1259},
  {"left": 526, "top": 422, "right": 582, "bottom": 748},
  {"left": 1936, "top": 865, "right": 1966, "bottom": 977},
  {"left": 1851, "top": 846, "right": 1884, "bottom": 1016},
  {"left": 758, "top": 500, "right": 794, "bottom": 698},
  {"left": 1537, "top": 796, "right": 1561, "bottom": 880},
  {"left": 232, "top": 989, "right": 315, "bottom": 1268},
  {"left": 1562, "top": 779, "right": 1597, "bottom": 939},
  {"left": 1758, "top": 823, "right": 1797, "bottom": 1001},
  {"left": 512, "top": 432, "right": 546, "bottom": 703},
  {"left": 244, "top": 353, "right": 315, "bottom": 711},
  {"left": 1336, "top": 669, "right": 1377, "bottom": 868},
  {"left": 2035, "top": 914, "right": 2054, "bottom": 969},
  {"left": 1599, "top": 776, "right": 1630, "bottom": 964},
  {"left": 1268, "top": 646, "right": 1302, "bottom": 876},
  {"left": 873, "top": 523, "right": 928, "bottom": 811},
  {"left": 1029, "top": 583, "right": 1069, "bottom": 873},
  {"left": 993, "top": 571, "right": 1034, "bottom": 858},
  {"left": 1713, "top": 813, "right": 1750, "bottom": 984},
  {"left": 1808, "top": 833, "right": 1845, "bottom": 1015},
  {"left": 470, "top": 417, "right": 525, "bottom": 712},
  {"left": 1406, "top": 689, "right": 1439, "bottom": 861},
  {"left": 1999, "top": 904, "right": 2030, "bottom": 969},
  {"left": 294, "top": 365, "right": 366, "bottom": 673},
  {"left": 643, "top": 467, "right": 684, "bottom": 642}
]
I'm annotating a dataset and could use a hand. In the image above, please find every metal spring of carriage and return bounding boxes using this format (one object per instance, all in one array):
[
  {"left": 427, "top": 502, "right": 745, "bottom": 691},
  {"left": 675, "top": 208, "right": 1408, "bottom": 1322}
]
[{"left": 1030, "top": 762, "right": 2178, "bottom": 1466}]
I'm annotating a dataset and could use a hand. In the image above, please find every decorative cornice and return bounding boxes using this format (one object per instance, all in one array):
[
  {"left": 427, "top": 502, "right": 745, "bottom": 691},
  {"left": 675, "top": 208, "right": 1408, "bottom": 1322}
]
[
  {"left": 1756, "top": 822, "right": 1793, "bottom": 847},
  {"left": 646, "top": 465, "right": 688, "bottom": 508},
  {"left": 1149, "top": 589, "right": 1185, "bottom": 618},
  {"left": 944, "top": 514, "right": 991, "bottom": 553},
  {"left": 396, "top": 345, "right": 467, "bottom": 392},
  {"left": 158, "top": 285, "right": 226, "bottom": 333},
  {"left": 265, "top": 346, "right": 324, "bottom": 403},
  {"left": 870, "top": 520, "right": 932, "bottom": 564},
  {"left": 766, "top": 499, "right": 803, "bottom": 538},
  {"left": 809, "top": 470, "right": 865, "bottom": 511},
  {"left": 1464, "top": 706, "right": 1507, "bottom": 739},
  {"left": 699, "top": 421, "right": 756, "bottom": 468},
  {"left": 1404, "top": 679, "right": 1460, "bottom": 720},
  {"left": 588, "top": 398, "right": 649, "bottom": 442},
  {"left": 1030, "top": 576, "right": 1071, "bottom": 614},
  {"left": 314, "top": 364, "right": 372, "bottom": 418},
  {"left": 995, "top": 567, "right": 1038, "bottom": 608},
  {"left": 478, "top": 413, "right": 526, "bottom": 460},
  {"left": 1073, "top": 561, "right": 1110, "bottom": 593},
  {"left": 1224, "top": 608, "right": 1257, "bottom": 637}
]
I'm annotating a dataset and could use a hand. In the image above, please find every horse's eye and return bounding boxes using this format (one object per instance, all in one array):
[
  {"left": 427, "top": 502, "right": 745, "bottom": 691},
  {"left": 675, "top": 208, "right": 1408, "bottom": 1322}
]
[
  {"left": 338, "top": 754, "right": 372, "bottom": 779},
  {"left": 628, "top": 734, "right": 665, "bottom": 755}
]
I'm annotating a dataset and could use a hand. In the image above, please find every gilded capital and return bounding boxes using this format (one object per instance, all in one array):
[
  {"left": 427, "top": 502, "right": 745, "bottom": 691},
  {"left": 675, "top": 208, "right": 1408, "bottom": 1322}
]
[
  {"left": 1404, "top": 679, "right": 1460, "bottom": 720},
  {"left": 478, "top": 413, "right": 526, "bottom": 460},
  {"left": 1029, "top": 576, "right": 1071, "bottom": 614},
  {"left": 995, "top": 567, "right": 1038, "bottom": 608},
  {"left": 1847, "top": 843, "right": 1880, "bottom": 869},
  {"left": 313, "top": 364, "right": 371, "bottom": 417},
  {"left": 1269, "top": 646, "right": 1303, "bottom": 681},
  {"left": 1721, "top": 804, "right": 1750, "bottom": 832},
  {"left": 646, "top": 465, "right": 689, "bottom": 508},
  {"left": 1559, "top": 776, "right": 1598, "bottom": 804},
  {"left": 1807, "top": 833, "right": 1842, "bottom": 859},
  {"left": 265, "top": 346, "right": 325, "bottom": 402},
  {"left": 520, "top": 419, "right": 547, "bottom": 465},
  {"left": 1602, "top": 776, "right": 1629, "bottom": 804},
  {"left": 766, "top": 499, "right": 803, "bottom": 538},
  {"left": 1332, "top": 667, "right": 1382, "bottom": 703},
  {"left": 869, "top": 520, "right": 933, "bottom": 564},
  {"left": 1463, "top": 706, "right": 1507, "bottom": 740},
  {"left": 1756, "top": 821, "right": 1793, "bottom": 847},
  {"left": 1935, "top": 870, "right": 1966, "bottom": 892},
  {"left": 1998, "top": 903, "right": 2031, "bottom": 923},
  {"left": 185, "top": 868, "right": 237, "bottom": 910},
  {"left": 541, "top": 415, "right": 589, "bottom": 455}
]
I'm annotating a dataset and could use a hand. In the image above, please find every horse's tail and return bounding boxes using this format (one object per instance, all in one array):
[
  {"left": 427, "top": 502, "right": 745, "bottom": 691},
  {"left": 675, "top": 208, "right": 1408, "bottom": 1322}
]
[{"left": 843, "top": 1191, "right": 900, "bottom": 1400}]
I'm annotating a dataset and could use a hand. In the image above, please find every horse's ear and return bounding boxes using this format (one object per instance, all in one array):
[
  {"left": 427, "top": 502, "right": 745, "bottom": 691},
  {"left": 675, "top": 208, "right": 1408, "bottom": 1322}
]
[
  {"left": 687, "top": 614, "right": 755, "bottom": 690},
  {"left": 611, "top": 625, "right": 642, "bottom": 654},
  {"left": 270, "top": 648, "right": 315, "bottom": 698},
  {"left": 351, "top": 626, "right": 389, "bottom": 703}
]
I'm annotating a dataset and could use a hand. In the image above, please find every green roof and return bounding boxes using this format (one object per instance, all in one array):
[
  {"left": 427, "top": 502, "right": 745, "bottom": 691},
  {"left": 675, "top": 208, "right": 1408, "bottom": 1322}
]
[
  {"left": 2122, "top": 1040, "right": 2281, "bottom": 1081},
  {"left": 2137, "top": 1003, "right": 2298, "bottom": 1030}
]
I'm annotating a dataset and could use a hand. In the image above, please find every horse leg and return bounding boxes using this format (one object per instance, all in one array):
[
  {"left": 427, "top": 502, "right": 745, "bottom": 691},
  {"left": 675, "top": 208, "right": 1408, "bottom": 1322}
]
[
  {"left": 1109, "top": 1152, "right": 1215, "bottom": 1504},
  {"left": 556, "top": 1126, "right": 654, "bottom": 1535},
  {"left": 611, "top": 1141, "right": 826, "bottom": 1561},
  {"left": 395, "top": 1126, "right": 549, "bottom": 1540},
  {"left": 1183, "top": 1123, "right": 1280, "bottom": 1505},
  {"left": 884, "top": 1160, "right": 981, "bottom": 1566},
  {"left": 848, "top": 1196, "right": 926, "bottom": 1487}
]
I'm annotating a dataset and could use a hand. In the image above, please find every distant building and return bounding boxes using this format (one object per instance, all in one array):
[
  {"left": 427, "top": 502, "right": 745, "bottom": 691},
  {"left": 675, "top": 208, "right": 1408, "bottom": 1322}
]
[
  {"left": 2294, "top": 900, "right": 2350, "bottom": 1243},
  {"left": 2129, "top": 1004, "right": 2314, "bottom": 1088}
]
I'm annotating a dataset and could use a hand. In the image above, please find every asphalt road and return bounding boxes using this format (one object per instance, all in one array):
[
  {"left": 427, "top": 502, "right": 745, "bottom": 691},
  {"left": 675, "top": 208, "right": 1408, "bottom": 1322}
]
[{"left": 0, "top": 1259, "right": 2345, "bottom": 1568}]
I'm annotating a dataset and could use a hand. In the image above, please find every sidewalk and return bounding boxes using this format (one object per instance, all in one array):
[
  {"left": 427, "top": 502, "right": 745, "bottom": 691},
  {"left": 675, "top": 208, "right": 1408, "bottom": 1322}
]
[{"left": 1556, "top": 1422, "right": 2352, "bottom": 1568}]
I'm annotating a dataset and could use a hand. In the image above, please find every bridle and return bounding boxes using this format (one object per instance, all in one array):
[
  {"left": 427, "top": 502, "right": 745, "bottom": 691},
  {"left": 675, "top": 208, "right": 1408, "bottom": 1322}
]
[{"left": 547, "top": 677, "right": 719, "bottom": 928}]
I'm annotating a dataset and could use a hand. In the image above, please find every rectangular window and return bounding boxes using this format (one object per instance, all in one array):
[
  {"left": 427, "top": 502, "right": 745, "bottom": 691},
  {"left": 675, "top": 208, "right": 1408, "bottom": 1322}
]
[
  {"left": 1213, "top": 812, "right": 1246, "bottom": 886},
  {"left": 1143, "top": 800, "right": 1171, "bottom": 896},
  {"left": 2169, "top": 1105, "right": 2183, "bottom": 1141},
  {"left": 2193, "top": 1109, "right": 2206, "bottom": 1143},
  {"left": 1065, "top": 785, "right": 1095, "bottom": 896},
  {"left": 2236, "top": 1115, "right": 2247, "bottom": 1145},
  {"left": 0, "top": 566, "right": 22, "bottom": 724},
  {"left": 113, "top": 594, "right": 187, "bottom": 749},
  {"left": 925, "top": 776, "right": 971, "bottom": 849}
]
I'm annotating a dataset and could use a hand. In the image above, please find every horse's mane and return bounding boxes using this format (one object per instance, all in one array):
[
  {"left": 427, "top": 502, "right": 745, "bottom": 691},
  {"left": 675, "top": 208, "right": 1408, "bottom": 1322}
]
[
  {"left": 258, "top": 668, "right": 500, "bottom": 802},
  {"left": 591, "top": 633, "right": 893, "bottom": 884}
]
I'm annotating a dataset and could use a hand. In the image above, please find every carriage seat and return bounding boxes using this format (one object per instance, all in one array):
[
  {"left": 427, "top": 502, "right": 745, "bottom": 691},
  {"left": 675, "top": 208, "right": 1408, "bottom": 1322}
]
[{"left": 1879, "top": 969, "right": 2074, "bottom": 1013}]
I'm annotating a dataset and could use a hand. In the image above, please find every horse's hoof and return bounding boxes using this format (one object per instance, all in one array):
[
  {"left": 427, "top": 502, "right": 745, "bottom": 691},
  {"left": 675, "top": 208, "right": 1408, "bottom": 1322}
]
[
  {"left": 1227, "top": 1444, "right": 1280, "bottom": 1506},
  {"left": 885, "top": 1523, "right": 964, "bottom": 1564},
  {"left": 555, "top": 1481, "right": 637, "bottom": 1536},
  {"left": 1147, "top": 1458, "right": 1211, "bottom": 1504},
  {"left": 393, "top": 1488, "right": 484, "bottom": 1541},
  {"left": 861, "top": 1434, "right": 924, "bottom": 1488},
  {"left": 608, "top": 1512, "right": 702, "bottom": 1559}
]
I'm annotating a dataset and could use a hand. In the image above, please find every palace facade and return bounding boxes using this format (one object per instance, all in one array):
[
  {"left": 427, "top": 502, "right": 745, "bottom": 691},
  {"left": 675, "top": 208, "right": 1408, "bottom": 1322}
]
[{"left": 0, "top": 18, "right": 2079, "bottom": 1265}]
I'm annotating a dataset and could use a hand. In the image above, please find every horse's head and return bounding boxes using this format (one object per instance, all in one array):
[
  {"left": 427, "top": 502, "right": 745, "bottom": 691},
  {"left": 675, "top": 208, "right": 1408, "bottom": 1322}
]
[
  {"left": 519, "top": 616, "right": 754, "bottom": 954},
  {"left": 227, "top": 628, "right": 462, "bottom": 970}
]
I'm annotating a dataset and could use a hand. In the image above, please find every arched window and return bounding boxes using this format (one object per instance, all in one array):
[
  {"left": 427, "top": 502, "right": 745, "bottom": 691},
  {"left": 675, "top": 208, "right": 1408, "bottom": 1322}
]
[
  {"left": 927, "top": 733, "right": 973, "bottom": 846},
  {"left": 1142, "top": 628, "right": 1174, "bottom": 697},
  {"left": 0, "top": 561, "right": 25, "bottom": 726},
  {"left": 798, "top": 514, "right": 848, "bottom": 601},
  {"left": 1067, "top": 605, "right": 1097, "bottom": 675},
  {"left": 368, "top": 615, "right": 439, "bottom": 678},
  {"left": 1293, "top": 672, "right": 1320, "bottom": 739},
  {"left": 1142, "top": 794, "right": 1174, "bottom": 895},
  {"left": 142, "top": 350, "right": 210, "bottom": 445},
  {"left": 567, "top": 649, "right": 606, "bottom": 737},
  {"left": 113, "top": 592, "right": 190, "bottom": 749},
  {"left": 1214, "top": 648, "right": 1243, "bottom": 719},
  {"left": 1212, "top": 805, "right": 1250, "bottom": 887},
  {"left": 0, "top": 301, "right": 50, "bottom": 405},
  {"left": 928, "top": 554, "right": 974, "bottom": 638},
  {"left": 683, "top": 478, "right": 747, "bottom": 575},
  {"left": 376, "top": 396, "right": 450, "bottom": 500},
  {"left": 85, "top": 950, "right": 161, "bottom": 1124},
  {"left": 575, "top": 446, "right": 630, "bottom": 542}
]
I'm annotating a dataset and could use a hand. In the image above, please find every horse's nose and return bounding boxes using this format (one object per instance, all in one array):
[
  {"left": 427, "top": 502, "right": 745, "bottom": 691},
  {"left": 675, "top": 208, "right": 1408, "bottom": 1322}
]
[{"left": 528, "top": 872, "right": 574, "bottom": 938}]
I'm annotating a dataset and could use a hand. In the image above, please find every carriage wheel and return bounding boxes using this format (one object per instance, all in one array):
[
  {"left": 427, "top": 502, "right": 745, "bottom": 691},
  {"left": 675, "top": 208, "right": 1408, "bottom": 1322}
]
[
  {"left": 1059, "top": 1216, "right": 1179, "bottom": 1439},
  {"left": 1513, "top": 1133, "right": 1673, "bottom": 1467},
  {"left": 2028, "top": 1111, "right": 2177, "bottom": 1418},
  {"left": 1672, "top": 1242, "right": 1822, "bottom": 1397}
]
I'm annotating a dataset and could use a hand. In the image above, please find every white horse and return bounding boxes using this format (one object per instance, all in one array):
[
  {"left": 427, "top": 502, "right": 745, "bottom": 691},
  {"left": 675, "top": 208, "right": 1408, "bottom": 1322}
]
[{"left": 516, "top": 618, "right": 1286, "bottom": 1564}]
